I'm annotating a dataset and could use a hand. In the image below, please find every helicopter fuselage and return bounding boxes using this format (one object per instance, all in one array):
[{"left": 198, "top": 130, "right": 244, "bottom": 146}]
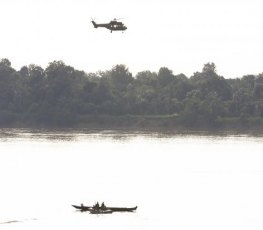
[{"left": 92, "top": 21, "right": 127, "bottom": 32}]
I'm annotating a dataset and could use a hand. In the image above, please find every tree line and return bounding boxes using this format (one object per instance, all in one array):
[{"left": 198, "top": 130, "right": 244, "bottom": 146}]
[{"left": 0, "top": 58, "right": 263, "bottom": 127}]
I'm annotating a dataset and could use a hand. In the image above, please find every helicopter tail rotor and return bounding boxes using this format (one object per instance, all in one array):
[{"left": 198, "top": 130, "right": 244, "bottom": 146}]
[
  {"left": 91, "top": 21, "right": 98, "bottom": 28},
  {"left": 91, "top": 18, "right": 98, "bottom": 28}
]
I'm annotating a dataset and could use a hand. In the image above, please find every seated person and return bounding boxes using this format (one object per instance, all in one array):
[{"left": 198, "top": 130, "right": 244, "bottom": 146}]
[{"left": 101, "top": 202, "right": 106, "bottom": 210}]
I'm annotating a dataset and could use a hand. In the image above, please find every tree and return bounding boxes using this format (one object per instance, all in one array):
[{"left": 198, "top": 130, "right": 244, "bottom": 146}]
[
  {"left": 157, "top": 67, "right": 174, "bottom": 87},
  {"left": 181, "top": 90, "right": 202, "bottom": 125},
  {"left": 200, "top": 92, "right": 223, "bottom": 122},
  {"left": 0, "top": 58, "right": 11, "bottom": 68},
  {"left": 202, "top": 62, "right": 216, "bottom": 74},
  {"left": 241, "top": 75, "right": 255, "bottom": 90},
  {"left": 233, "top": 88, "right": 254, "bottom": 116},
  {"left": 0, "top": 59, "right": 15, "bottom": 110},
  {"left": 191, "top": 63, "right": 232, "bottom": 100},
  {"left": 107, "top": 64, "right": 133, "bottom": 94},
  {"left": 44, "top": 61, "right": 75, "bottom": 104}
]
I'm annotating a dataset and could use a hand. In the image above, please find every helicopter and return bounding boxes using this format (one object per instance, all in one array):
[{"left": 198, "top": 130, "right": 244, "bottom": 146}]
[{"left": 91, "top": 18, "right": 127, "bottom": 33}]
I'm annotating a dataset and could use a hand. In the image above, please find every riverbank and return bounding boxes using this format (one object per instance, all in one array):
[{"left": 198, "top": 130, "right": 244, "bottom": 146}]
[{"left": 1, "top": 115, "right": 263, "bottom": 133}]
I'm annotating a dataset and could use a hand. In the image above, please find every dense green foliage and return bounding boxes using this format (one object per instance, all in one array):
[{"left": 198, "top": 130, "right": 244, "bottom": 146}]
[{"left": 0, "top": 58, "right": 263, "bottom": 127}]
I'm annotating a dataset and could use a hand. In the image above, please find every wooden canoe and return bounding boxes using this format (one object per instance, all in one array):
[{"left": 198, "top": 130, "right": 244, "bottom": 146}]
[{"left": 72, "top": 204, "right": 137, "bottom": 213}]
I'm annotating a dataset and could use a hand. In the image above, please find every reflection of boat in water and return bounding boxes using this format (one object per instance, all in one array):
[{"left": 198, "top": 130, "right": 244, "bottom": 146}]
[{"left": 72, "top": 203, "right": 137, "bottom": 214}]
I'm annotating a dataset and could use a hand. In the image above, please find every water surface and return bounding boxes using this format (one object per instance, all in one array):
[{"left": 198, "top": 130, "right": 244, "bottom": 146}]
[{"left": 0, "top": 129, "right": 263, "bottom": 230}]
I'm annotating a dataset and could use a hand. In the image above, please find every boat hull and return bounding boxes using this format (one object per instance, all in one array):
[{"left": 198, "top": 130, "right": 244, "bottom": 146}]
[
  {"left": 89, "top": 209, "right": 113, "bottom": 214},
  {"left": 107, "top": 206, "right": 137, "bottom": 212},
  {"left": 72, "top": 205, "right": 91, "bottom": 211}
]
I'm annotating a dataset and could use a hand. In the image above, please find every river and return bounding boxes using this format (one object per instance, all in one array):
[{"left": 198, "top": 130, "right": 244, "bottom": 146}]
[{"left": 0, "top": 129, "right": 263, "bottom": 230}]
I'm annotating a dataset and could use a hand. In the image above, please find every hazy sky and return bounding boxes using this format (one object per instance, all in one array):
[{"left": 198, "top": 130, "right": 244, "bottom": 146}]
[{"left": 1, "top": 0, "right": 263, "bottom": 78}]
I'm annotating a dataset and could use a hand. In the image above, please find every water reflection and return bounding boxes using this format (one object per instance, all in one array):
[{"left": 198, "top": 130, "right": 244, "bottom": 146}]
[{"left": 1, "top": 128, "right": 263, "bottom": 143}]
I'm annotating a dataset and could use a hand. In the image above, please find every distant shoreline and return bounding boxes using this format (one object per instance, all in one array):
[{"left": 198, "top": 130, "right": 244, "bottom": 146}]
[{"left": 1, "top": 115, "right": 263, "bottom": 134}]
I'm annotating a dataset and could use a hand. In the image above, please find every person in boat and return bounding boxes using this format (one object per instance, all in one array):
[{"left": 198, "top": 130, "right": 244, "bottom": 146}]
[
  {"left": 101, "top": 202, "right": 106, "bottom": 210},
  {"left": 93, "top": 202, "right": 100, "bottom": 211}
]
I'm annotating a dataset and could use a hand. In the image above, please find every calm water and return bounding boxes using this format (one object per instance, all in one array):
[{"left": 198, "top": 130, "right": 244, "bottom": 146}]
[{"left": 1, "top": 129, "right": 263, "bottom": 230}]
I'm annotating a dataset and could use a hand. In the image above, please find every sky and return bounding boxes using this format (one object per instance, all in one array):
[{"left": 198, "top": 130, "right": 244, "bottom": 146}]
[{"left": 1, "top": 0, "right": 263, "bottom": 78}]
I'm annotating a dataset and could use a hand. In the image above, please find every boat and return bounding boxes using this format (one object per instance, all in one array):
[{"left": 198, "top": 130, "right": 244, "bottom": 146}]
[{"left": 72, "top": 203, "right": 137, "bottom": 213}]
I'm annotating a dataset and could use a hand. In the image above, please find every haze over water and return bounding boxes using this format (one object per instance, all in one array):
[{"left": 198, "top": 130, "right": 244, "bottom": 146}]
[{"left": 1, "top": 129, "right": 263, "bottom": 230}]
